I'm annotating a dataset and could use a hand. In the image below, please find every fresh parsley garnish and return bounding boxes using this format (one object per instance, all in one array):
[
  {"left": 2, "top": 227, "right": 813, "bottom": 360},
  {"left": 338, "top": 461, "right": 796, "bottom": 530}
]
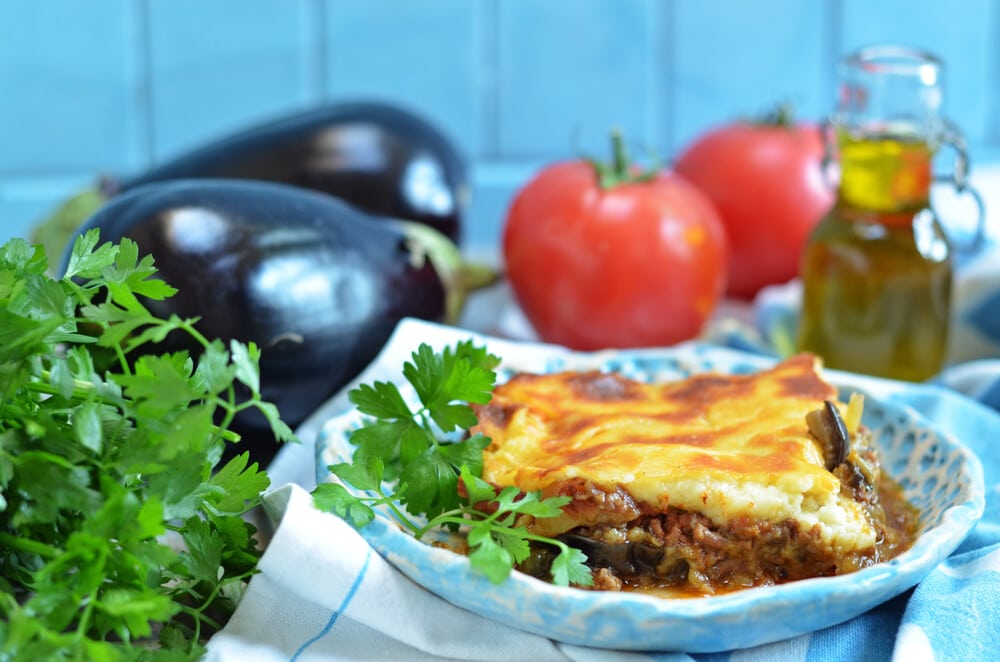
[
  {"left": 312, "top": 342, "right": 593, "bottom": 588},
  {"left": 0, "top": 230, "right": 295, "bottom": 659}
]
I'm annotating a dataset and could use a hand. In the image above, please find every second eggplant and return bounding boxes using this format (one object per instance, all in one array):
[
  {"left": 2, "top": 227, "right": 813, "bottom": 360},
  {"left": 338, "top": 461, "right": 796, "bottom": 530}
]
[{"left": 35, "top": 101, "right": 470, "bottom": 261}]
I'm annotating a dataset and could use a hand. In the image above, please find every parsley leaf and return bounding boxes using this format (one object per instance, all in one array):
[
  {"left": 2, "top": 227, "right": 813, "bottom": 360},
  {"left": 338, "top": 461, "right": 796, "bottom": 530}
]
[
  {"left": 0, "top": 230, "right": 296, "bottom": 659},
  {"left": 312, "top": 342, "right": 593, "bottom": 588},
  {"left": 345, "top": 343, "right": 500, "bottom": 520},
  {"left": 312, "top": 482, "right": 377, "bottom": 529},
  {"left": 551, "top": 546, "right": 594, "bottom": 587}
]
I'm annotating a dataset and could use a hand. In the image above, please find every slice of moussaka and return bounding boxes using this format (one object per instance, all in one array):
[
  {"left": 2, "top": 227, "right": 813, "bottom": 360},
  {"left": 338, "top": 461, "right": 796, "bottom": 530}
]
[{"left": 470, "top": 354, "right": 918, "bottom": 595}]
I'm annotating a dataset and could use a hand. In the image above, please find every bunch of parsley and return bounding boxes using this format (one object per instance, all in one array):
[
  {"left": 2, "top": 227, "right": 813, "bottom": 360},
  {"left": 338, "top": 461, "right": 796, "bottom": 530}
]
[
  {"left": 0, "top": 231, "right": 294, "bottom": 660},
  {"left": 312, "top": 342, "right": 592, "bottom": 587}
]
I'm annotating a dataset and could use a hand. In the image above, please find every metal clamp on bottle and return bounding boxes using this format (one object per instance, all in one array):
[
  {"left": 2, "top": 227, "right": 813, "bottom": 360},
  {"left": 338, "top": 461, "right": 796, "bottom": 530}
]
[{"left": 934, "top": 121, "right": 987, "bottom": 253}]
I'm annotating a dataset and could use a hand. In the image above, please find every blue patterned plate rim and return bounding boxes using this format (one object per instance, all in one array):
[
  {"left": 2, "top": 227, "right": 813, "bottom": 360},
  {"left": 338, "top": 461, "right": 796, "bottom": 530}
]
[{"left": 313, "top": 318, "right": 987, "bottom": 652}]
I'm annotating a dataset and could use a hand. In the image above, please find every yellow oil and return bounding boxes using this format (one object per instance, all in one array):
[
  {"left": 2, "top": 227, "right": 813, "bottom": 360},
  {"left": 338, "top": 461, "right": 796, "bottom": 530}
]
[
  {"left": 837, "top": 132, "right": 935, "bottom": 212},
  {"left": 797, "top": 133, "right": 952, "bottom": 382}
]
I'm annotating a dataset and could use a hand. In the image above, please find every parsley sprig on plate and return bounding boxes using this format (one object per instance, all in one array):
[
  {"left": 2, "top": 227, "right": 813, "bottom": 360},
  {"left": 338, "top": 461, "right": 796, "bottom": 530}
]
[
  {"left": 312, "top": 342, "right": 593, "bottom": 587},
  {"left": 0, "top": 231, "right": 295, "bottom": 659}
]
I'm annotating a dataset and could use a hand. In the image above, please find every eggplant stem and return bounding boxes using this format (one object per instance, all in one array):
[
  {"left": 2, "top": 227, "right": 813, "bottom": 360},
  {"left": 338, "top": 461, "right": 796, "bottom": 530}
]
[{"left": 397, "top": 221, "right": 499, "bottom": 324}]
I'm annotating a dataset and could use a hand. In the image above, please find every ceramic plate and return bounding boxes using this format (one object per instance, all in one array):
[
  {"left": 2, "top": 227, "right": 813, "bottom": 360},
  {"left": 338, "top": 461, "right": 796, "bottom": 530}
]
[{"left": 314, "top": 319, "right": 986, "bottom": 652}]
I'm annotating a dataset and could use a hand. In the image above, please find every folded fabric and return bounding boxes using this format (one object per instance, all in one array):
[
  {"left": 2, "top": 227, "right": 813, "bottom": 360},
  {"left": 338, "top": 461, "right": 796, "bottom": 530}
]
[{"left": 207, "top": 352, "right": 1000, "bottom": 662}]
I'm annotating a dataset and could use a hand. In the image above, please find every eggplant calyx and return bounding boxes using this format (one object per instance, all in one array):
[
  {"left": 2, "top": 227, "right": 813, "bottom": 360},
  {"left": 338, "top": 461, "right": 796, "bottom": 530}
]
[{"left": 397, "top": 221, "right": 499, "bottom": 325}]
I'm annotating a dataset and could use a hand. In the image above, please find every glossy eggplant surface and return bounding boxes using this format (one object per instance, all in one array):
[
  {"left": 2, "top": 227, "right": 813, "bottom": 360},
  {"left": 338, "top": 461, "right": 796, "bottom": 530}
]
[
  {"left": 116, "top": 101, "right": 469, "bottom": 244},
  {"left": 68, "top": 179, "right": 448, "bottom": 432}
]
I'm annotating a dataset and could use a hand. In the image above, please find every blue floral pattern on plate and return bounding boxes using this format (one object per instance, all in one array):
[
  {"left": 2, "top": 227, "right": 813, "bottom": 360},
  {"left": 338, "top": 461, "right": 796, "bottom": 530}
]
[{"left": 314, "top": 319, "right": 986, "bottom": 652}]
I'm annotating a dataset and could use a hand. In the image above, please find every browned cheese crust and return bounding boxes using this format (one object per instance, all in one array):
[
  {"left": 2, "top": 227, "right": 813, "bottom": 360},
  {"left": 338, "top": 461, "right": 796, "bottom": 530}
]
[{"left": 471, "top": 354, "right": 919, "bottom": 595}]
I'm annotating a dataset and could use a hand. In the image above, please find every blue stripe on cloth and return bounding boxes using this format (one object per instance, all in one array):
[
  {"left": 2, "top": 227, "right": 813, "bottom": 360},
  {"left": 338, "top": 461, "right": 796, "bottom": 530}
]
[
  {"left": 804, "top": 590, "right": 910, "bottom": 662},
  {"left": 289, "top": 548, "right": 373, "bottom": 662}
]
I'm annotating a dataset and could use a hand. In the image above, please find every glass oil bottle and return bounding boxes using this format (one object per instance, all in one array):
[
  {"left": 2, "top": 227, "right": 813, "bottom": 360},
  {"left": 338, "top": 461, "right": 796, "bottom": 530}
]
[{"left": 797, "top": 46, "right": 980, "bottom": 381}]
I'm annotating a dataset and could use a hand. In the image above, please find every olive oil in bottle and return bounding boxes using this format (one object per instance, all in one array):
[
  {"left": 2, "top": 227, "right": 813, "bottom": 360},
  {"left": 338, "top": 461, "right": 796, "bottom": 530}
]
[
  {"left": 797, "top": 46, "right": 970, "bottom": 381},
  {"left": 798, "top": 133, "right": 951, "bottom": 381}
]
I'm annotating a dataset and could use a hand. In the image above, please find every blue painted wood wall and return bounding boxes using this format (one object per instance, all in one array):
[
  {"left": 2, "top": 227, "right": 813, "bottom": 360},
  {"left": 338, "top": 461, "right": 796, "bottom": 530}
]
[{"left": 2, "top": 0, "right": 998, "bottom": 249}]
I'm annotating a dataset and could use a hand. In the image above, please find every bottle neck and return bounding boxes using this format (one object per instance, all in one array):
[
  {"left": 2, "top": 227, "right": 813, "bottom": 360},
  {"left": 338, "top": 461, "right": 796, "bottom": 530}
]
[{"left": 836, "top": 132, "right": 933, "bottom": 214}]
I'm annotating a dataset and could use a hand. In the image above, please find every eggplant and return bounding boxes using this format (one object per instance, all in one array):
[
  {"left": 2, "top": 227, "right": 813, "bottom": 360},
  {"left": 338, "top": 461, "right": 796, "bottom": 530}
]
[
  {"left": 64, "top": 178, "right": 481, "bottom": 445},
  {"left": 557, "top": 534, "right": 667, "bottom": 576},
  {"left": 35, "top": 101, "right": 469, "bottom": 261},
  {"left": 519, "top": 534, "right": 683, "bottom": 583},
  {"left": 806, "top": 400, "right": 851, "bottom": 471}
]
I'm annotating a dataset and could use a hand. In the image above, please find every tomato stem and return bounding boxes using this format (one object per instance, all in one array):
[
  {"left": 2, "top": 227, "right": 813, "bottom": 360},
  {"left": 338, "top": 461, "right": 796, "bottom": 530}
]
[
  {"left": 755, "top": 103, "right": 795, "bottom": 128},
  {"left": 591, "top": 129, "right": 660, "bottom": 190},
  {"left": 611, "top": 129, "right": 629, "bottom": 179}
]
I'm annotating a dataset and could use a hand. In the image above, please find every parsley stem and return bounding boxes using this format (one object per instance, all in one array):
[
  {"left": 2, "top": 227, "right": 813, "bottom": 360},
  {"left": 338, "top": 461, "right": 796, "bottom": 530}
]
[
  {"left": 74, "top": 583, "right": 101, "bottom": 645},
  {"left": 176, "top": 318, "right": 212, "bottom": 349},
  {"left": 520, "top": 532, "right": 572, "bottom": 550},
  {"left": 419, "top": 514, "right": 581, "bottom": 566},
  {"left": 189, "top": 573, "right": 252, "bottom": 618},
  {"left": 418, "top": 514, "right": 471, "bottom": 536},
  {"left": 416, "top": 508, "right": 469, "bottom": 538},
  {"left": 376, "top": 488, "right": 422, "bottom": 536},
  {"left": 32, "top": 372, "right": 110, "bottom": 403},
  {"left": 0, "top": 532, "right": 58, "bottom": 559},
  {"left": 36, "top": 372, "right": 91, "bottom": 391},
  {"left": 111, "top": 341, "right": 130, "bottom": 376},
  {"left": 179, "top": 604, "right": 223, "bottom": 633},
  {"left": 214, "top": 387, "right": 238, "bottom": 431}
]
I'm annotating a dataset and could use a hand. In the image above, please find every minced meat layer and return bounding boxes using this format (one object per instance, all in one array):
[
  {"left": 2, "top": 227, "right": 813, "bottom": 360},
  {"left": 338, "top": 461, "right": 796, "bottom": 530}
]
[{"left": 517, "top": 460, "right": 919, "bottom": 595}]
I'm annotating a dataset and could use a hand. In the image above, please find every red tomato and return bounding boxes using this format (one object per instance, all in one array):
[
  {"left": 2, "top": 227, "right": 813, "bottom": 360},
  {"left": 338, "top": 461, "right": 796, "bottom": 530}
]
[
  {"left": 674, "top": 121, "right": 834, "bottom": 299},
  {"left": 503, "top": 158, "right": 727, "bottom": 350}
]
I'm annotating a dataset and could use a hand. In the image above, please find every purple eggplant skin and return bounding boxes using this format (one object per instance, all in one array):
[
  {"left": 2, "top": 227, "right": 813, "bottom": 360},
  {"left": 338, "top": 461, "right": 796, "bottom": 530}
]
[
  {"left": 65, "top": 178, "right": 448, "bottom": 433},
  {"left": 110, "top": 101, "right": 469, "bottom": 245}
]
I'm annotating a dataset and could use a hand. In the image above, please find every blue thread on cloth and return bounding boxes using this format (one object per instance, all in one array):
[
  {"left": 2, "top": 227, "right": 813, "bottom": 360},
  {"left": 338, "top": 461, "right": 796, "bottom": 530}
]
[{"left": 289, "top": 548, "right": 373, "bottom": 661}]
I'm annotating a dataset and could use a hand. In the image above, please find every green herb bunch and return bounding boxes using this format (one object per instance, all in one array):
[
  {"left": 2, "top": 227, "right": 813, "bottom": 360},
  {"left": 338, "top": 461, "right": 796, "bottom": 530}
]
[
  {"left": 312, "top": 342, "right": 593, "bottom": 587},
  {"left": 0, "top": 231, "right": 295, "bottom": 660}
]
